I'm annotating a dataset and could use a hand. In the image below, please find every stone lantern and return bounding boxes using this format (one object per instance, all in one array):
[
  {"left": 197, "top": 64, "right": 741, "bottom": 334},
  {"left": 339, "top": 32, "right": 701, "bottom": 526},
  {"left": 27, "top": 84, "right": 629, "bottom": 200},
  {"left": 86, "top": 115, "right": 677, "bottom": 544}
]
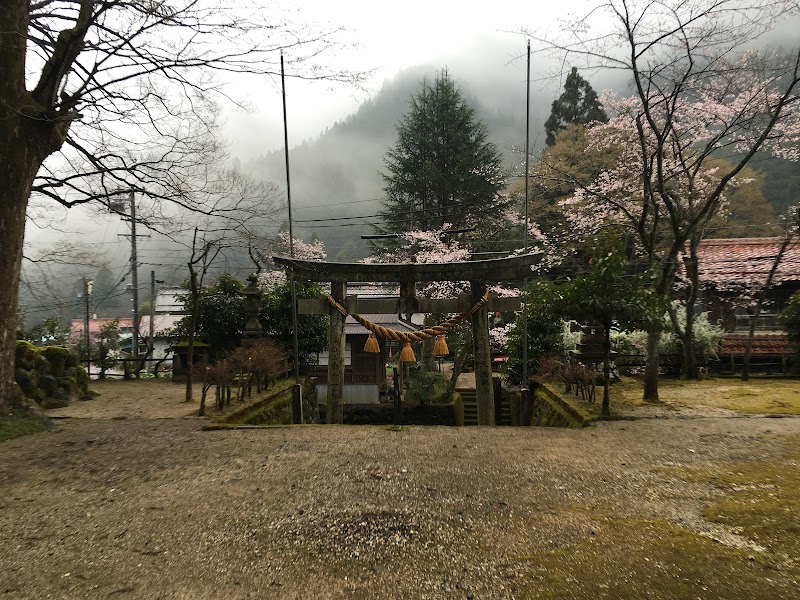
[{"left": 241, "top": 273, "right": 263, "bottom": 348}]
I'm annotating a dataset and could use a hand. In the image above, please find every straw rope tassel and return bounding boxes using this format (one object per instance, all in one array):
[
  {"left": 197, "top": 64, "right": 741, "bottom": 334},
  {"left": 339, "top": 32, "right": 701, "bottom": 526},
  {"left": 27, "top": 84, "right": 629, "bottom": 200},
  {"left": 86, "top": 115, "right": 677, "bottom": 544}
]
[
  {"left": 363, "top": 333, "right": 380, "bottom": 353},
  {"left": 399, "top": 341, "right": 416, "bottom": 362},
  {"left": 433, "top": 335, "right": 449, "bottom": 356}
]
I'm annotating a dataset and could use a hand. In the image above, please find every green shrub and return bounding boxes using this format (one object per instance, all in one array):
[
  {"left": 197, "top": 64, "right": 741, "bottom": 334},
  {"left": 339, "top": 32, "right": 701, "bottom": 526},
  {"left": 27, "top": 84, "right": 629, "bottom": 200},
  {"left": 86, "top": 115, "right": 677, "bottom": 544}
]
[
  {"left": 14, "top": 343, "right": 91, "bottom": 407},
  {"left": 611, "top": 308, "right": 723, "bottom": 360},
  {"left": 505, "top": 281, "right": 569, "bottom": 386},
  {"left": 405, "top": 370, "right": 450, "bottom": 405}
]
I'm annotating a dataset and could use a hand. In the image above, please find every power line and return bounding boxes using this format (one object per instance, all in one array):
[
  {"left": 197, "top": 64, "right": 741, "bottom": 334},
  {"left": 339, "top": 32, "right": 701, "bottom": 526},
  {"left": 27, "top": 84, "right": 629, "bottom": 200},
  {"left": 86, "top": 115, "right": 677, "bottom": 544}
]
[{"left": 293, "top": 196, "right": 385, "bottom": 211}]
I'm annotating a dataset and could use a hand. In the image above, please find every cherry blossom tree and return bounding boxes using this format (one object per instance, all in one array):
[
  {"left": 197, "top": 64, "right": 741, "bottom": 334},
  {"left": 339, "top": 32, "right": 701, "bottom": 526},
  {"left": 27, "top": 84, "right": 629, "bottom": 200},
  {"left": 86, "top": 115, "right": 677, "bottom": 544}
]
[{"left": 526, "top": 0, "right": 800, "bottom": 399}]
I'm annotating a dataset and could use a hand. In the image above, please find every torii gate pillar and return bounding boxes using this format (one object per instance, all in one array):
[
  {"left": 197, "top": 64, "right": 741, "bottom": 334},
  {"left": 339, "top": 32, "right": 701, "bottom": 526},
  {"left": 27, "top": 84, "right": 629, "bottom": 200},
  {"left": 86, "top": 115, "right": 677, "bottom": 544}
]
[
  {"left": 327, "top": 280, "right": 346, "bottom": 424},
  {"left": 470, "top": 280, "right": 494, "bottom": 425}
]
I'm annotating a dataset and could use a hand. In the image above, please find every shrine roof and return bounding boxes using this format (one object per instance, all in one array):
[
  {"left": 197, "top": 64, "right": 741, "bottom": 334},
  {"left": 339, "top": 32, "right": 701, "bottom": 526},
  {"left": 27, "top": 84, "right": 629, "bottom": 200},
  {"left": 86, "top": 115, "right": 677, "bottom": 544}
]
[
  {"left": 695, "top": 237, "right": 800, "bottom": 285},
  {"left": 344, "top": 314, "right": 417, "bottom": 336},
  {"left": 720, "top": 332, "right": 792, "bottom": 356}
]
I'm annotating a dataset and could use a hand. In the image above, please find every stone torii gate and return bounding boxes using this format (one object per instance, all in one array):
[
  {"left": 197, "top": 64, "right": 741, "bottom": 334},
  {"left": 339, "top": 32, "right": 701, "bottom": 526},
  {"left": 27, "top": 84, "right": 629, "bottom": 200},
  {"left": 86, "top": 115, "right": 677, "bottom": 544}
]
[{"left": 273, "top": 253, "right": 541, "bottom": 425}]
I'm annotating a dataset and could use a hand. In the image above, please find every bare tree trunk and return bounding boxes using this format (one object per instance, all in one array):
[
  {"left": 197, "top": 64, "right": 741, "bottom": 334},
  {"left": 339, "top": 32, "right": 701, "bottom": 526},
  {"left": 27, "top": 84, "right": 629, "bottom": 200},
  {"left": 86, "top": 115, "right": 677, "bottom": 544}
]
[
  {"left": 185, "top": 266, "right": 199, "bottom": 403},
  {"left": 643, "top": 328, "right": 660, "bottom": 402},
  {"left": 446, "top": 329, "right": 472, "bottom": 397},
  {"left": 682, "top": 243, "right": 701, "bottom": 379},
  {"left": 0, "top": 159, "right": 34, "bottom": 412},
  {"left": 0, "top": 3, "right": 69, "bottom": 412},
  {"left": 682, "top": 308, "right": 698, "bottom": 379}
]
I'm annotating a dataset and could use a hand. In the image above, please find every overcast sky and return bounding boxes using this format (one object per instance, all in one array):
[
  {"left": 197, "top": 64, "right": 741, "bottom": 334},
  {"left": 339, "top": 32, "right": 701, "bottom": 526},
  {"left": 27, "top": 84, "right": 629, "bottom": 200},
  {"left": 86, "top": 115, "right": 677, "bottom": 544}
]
[
  {"left": 222, "top": 0, "right": 585, "bottom": 160},
  {"left": 26, "top": 1, "right": 582, "bottom": 253}
]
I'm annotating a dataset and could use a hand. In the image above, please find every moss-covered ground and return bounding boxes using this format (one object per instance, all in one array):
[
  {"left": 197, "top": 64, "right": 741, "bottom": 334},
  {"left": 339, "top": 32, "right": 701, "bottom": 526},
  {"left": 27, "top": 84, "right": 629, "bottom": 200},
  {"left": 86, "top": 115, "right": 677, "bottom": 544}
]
[
  {"left": 661, "top": 434, "right": 800, "bottom": 559},
  {"left": 0, "top": 410, "right": 47, "bottom": 442},
  {"left": 513, "top": 514, "right": 795, "bottom": 599},
  {"left": 509, "top": 435, "right": 800, "bottom": 599},
  {"left": 609, "top": 376, "right": 800, "bottom": 415}
]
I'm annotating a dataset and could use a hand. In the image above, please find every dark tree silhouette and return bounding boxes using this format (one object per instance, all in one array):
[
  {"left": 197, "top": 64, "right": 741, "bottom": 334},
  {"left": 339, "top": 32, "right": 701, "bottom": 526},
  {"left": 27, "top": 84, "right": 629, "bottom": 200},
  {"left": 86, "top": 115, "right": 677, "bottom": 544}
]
[
  {"left": 378, "top": 70, "right": 505, "bottom": 243},
  {"left": 544, "top": 67, "right": 608, "bottom": 146}
]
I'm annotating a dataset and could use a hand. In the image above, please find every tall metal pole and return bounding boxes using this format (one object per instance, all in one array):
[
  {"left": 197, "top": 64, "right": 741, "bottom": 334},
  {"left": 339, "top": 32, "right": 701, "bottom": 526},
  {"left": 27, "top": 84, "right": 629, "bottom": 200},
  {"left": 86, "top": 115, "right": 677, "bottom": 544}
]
[
  {"left": 522, "top": 40, "right": 531, "bottom": 388},
  {"left": 149, "top": 270, "right": 156, "bottom": 360},
  {"left": 129, "top": 188, "right": 140, "bottom": 368},
  {"left": 281, "top": 52, "right": 301, "bottom": 388},
  {"left": 83, "top": 277, "right": 91, "bottom": 377}
]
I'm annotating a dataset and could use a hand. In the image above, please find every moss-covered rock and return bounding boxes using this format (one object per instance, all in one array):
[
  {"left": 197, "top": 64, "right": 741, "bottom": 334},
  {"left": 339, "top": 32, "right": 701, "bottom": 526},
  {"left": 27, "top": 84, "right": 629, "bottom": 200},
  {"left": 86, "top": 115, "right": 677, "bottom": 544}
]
[
  {"left": 66, "top": 365, "right": 89, "bottom": 388},
  {"left": 41, "top": 346, "right": 71, "bottom": 378},
  {"left": 14, "top": 343, "right": 91, "bottom": 408},
  {"left": 15, "top": 367, "right": 40, "bottom": 399},
  {"left": 15, "top": 341, "right": 38, "bottom": 371},
  {"left": 34, "top": 352, "right": 51, "bottom": 375},
  {"left": 38, "top": 373, "right": 60, "bottom": 398}
]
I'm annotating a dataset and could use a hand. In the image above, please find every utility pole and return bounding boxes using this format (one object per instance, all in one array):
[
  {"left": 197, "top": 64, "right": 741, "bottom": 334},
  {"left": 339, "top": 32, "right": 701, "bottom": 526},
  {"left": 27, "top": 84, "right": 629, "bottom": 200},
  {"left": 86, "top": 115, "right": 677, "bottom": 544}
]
[
  {"left": 281, "top": 53, "right": 301, "bottom": 388},
  {"left": 129, "top": 188, "right": 139, "bottom": 363},
  {"left": 148, "top": 270, "right": 164, "bottom": 365},
  {"left": 149, "top": 270, "right": 156, "bottom": 359}
]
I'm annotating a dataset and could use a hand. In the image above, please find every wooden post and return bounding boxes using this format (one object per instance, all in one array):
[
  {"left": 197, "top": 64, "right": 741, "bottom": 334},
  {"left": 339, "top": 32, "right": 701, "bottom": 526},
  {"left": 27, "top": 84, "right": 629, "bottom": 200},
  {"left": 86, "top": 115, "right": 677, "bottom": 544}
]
[
  {"left": 470, "top": 280, "right": 495, "bottom": 425},
  {"left": 327, "top": 280, "right": 346, "bottom": 424}
]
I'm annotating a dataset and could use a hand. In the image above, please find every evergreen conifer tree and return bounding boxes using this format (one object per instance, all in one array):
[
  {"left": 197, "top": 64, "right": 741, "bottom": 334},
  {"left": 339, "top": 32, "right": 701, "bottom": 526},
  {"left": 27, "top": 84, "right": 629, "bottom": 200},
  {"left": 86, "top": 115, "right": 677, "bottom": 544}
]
[
  {"left": 378, "top": 70, "right": 505, "bottom": 242},
  {"left": 544, "top": 67, "right": 608, "bottom": 146}
]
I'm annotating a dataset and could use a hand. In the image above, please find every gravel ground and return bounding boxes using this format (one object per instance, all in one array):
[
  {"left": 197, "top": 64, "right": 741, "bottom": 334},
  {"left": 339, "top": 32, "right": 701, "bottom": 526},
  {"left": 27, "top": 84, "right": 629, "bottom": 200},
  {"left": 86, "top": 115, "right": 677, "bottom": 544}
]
[{"left": 1, "top": 380, "right": 799, "bottom": 599}]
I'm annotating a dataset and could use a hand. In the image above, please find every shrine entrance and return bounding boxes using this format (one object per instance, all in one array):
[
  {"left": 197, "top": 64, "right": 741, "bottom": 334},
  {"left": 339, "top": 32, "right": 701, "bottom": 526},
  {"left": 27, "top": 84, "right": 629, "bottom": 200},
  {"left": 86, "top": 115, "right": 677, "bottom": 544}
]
[{"left": 274, "top": 253, "right": 540, "bottom": 425}]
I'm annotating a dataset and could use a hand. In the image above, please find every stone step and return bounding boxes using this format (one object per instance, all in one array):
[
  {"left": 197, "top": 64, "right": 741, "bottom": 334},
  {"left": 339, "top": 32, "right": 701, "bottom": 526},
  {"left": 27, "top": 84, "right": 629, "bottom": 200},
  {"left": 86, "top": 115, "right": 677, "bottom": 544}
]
[{"left": 457, "top": 388, "right": 479, "bottom": 426}]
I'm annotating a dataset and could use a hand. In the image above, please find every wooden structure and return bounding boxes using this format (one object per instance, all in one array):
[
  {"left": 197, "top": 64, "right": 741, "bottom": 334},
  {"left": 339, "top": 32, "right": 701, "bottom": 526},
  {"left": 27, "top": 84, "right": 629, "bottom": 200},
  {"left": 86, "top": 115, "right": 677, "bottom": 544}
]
[
  {"left": 309, "top": 313, "right": 417, "bottom": 404},
  {"left": 274, "top": 253, "right": 540, "bottom": 425},
  {"left": 695, "top": 237, "right": 800, "bottom": 330}
]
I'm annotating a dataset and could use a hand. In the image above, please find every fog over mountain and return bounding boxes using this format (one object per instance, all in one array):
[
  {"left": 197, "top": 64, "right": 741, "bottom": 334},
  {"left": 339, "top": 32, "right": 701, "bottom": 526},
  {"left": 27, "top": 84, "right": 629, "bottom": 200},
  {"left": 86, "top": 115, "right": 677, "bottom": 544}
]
[{"left": 240, "top": 55, "right": 609, "bottom": 260}]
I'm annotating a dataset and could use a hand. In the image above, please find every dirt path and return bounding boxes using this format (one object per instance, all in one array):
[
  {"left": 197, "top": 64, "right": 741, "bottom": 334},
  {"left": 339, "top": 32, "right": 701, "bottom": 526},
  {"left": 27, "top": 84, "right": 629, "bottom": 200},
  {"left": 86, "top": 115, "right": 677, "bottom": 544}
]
[
  {"left": 48, "top": 379, "right": 205, "bottom": 419},
  {"left": 1, "top": 381, "right": 799, "bottom": 599}
]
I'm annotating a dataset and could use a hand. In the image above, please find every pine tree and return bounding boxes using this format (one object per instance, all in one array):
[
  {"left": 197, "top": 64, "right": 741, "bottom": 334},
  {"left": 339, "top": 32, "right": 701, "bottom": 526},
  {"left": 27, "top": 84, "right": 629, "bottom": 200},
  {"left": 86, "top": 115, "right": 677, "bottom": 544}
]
[
  {"left": 378, "top": 70, "right": 505, "bottom": 240},
  {"left": 544, "top": 67, "right": 608, "bottom": 146}
]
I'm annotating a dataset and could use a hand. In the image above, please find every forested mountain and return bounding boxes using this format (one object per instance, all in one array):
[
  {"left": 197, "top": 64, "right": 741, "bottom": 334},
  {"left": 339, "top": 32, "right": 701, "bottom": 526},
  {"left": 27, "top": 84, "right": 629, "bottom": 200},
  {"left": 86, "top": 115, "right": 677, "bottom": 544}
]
[
  {"left": 245, "top": 65, "right": 799, "bottom": 260},
  {"left": 755, "top": 155, "right": 800, "bottom": 218},
  {"left": 244, "top": 66, "right": 537, "bottom": 260}
]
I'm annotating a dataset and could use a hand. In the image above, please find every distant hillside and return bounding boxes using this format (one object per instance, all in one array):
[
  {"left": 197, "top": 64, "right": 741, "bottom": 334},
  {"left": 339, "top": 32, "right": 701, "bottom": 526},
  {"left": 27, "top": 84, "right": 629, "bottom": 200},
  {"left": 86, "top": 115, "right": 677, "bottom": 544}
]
[
  {"left": 244, "top": 66, "right": 543, "bottom": 260},
  {"left": 245, "top": 64, "right": 799, "bottom": 260}
]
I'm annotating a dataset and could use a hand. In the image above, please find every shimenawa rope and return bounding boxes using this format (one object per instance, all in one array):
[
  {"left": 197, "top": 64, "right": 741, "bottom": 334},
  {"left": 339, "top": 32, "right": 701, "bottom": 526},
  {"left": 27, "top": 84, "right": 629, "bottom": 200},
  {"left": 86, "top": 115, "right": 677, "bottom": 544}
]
[{"left": 324, "top": 293, "right": 489, "bottom": 343}]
